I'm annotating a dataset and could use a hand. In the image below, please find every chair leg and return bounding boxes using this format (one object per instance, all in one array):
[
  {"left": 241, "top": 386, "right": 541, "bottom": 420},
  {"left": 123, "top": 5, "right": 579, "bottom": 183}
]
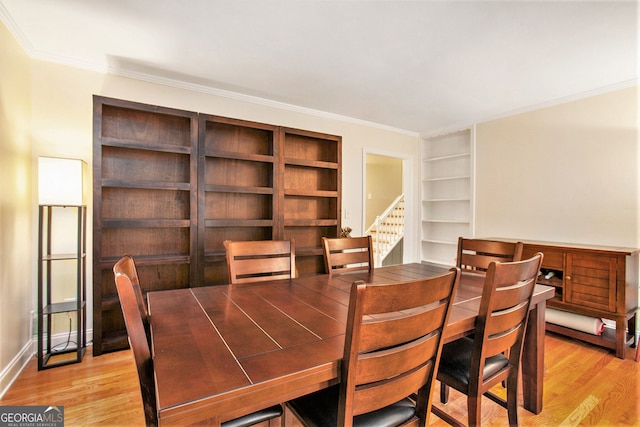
[
  {"left": 440, "top": 382, "right": 450, "bottom": 404},
  {"left": 467, "top": 395, "right": 481, "bottom": 427},
  {"left": 506, "top": 373, "right": 519, "bottom": 427}
]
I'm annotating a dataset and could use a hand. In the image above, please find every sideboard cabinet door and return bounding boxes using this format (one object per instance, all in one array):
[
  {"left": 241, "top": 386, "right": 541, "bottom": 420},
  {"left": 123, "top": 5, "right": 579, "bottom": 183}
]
[{"left": 564, "top": 253, "right": 617, "bottom": 312}]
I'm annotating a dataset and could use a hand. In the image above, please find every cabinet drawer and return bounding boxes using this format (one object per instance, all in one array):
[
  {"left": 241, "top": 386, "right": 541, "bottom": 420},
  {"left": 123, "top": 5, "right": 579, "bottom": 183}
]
[{"left": 523, "top": 246, "right": 563, "bottom": 270}]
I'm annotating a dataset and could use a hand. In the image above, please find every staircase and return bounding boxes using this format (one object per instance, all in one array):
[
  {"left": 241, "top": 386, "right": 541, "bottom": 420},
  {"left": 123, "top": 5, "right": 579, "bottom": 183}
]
[{"left": 365, "top": 194, "right": 405, "bottom": 267}]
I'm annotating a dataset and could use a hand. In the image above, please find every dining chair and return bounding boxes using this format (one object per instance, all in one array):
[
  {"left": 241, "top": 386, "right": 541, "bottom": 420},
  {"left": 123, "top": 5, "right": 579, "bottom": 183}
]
[
  {"left": 433, "top": 252, "right": 544, "bottom": 427},
  {"left": 113, "top": 255, "right": 148, "bottom": 338},
  {"left": 322, "top": 236, "right": 374, "bottom": 276},
  {"left": 224, "top": 239, "right": 296, "bottom": 284},
  {"left": 456, "top": 237, "right": 524, "bottom": 273},
  {"left": 286, "top": 267, "right": 461, "bottom": 427},
  {"left": 114, "top": 270, "right": 284, "bottom": 427}
]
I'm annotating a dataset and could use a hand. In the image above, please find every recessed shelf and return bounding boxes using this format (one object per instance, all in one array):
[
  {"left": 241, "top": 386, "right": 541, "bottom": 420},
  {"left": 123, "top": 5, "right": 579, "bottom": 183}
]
[
  {"left": 423, "top": 175, "right": 470, "bottom": 182},
  {"left": 423, "top": 239, "right": 458, "bottom": 245},
  {"left": 423, "top": 198, "right": 470, "bottom": 203},
  {"left": 422, "top": 219, "right": 470, "bottom": 224},
  {"left": 423, "top": 153, "right": 470, "bottom": 162}
]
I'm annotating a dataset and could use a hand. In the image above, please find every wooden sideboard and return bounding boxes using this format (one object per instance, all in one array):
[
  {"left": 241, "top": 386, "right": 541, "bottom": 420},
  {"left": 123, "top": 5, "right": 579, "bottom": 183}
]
[{"left": 499, "top": 239, "right": 638, "bottom": 359}]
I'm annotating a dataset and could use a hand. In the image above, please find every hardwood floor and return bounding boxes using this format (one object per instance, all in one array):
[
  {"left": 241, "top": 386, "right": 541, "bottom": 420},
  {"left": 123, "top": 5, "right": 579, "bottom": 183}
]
[{"left": 1, "top": 332, "right": 638, "bottom": 426}]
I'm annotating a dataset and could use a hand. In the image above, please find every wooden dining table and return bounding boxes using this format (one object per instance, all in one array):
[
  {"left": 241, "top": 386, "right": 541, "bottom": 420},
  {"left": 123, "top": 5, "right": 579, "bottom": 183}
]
[{"left": 147, "top": 263, "right": 555, "bottom": 426}]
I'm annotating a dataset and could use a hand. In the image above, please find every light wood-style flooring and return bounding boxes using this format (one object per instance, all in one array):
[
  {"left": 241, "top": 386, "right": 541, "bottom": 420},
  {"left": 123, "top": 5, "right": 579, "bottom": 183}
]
[{"left": 1, "top": 332, "right": 638, "bottom": 426}]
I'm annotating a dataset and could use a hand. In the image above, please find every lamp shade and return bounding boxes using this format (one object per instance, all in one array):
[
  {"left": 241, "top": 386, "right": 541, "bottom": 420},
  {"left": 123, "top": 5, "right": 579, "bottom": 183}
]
[{"left": 38, "top": 157, "right": 86, "bottom": 206}]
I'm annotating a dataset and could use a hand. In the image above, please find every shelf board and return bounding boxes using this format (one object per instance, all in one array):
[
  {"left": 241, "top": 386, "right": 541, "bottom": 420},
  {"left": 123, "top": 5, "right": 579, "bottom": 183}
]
[
  {"left": 102, "top": 179, "right": 191, "bottom": 191},
  {"left": 204, "top": 149, "right": 274, "bottom": 164},
  {"left": 284, "top": 157, "right": 339, "bottom": 169},
  {"left": 423, "top": 153, "right": 470, "bottom": 162},
  {"left": 205, "top": 184, "right": 273, "bottom": 195},
  {"left": 422, "top": 239, "right": 457, "bottom": 246},
  {"left": 43, "top": 301, "right": 86, "bottom": 314},
  {"left": 284, "top": 219, "right": 338, "bottom": 227},
  {"left": 41, "top": 253, "right": 85, "bottom": 261},
  {"left": 102, "top": 219, "right": 191, "bottom": 228},
  {"left": 423, "top": 175, "right": 470, "bottom": 182},
  {"left": 422, "top": 219, "right": 470, "bottom": 224},
  {"left": 101, "top": 137, "right": 192, "bottom": 155},
  {"left": 536, "top": 277, "right": 563, "bottom": 288},
  {"left": 98, "top": 254, "right": 191, "bottom": 269},
  {"left": 285, "top": 189, "right": 338, "bottom": 198},
  {"left": 423, "top": 198, "right": 470, "bottom": 203},
  {"left": 205, "top": 219, "right": 274, "bottom": 227}
]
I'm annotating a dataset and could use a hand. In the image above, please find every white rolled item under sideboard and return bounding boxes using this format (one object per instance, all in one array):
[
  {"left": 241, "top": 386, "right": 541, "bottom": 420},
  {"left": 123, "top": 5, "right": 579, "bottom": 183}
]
[{"left": 546, "top": 307, "right": 605, "bottom": 336}]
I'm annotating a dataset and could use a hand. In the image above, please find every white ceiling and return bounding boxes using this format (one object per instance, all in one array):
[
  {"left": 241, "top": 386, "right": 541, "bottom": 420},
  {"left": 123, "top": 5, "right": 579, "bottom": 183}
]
[{"left": 1, "top": 0, "right": 637, "bottom": 135}]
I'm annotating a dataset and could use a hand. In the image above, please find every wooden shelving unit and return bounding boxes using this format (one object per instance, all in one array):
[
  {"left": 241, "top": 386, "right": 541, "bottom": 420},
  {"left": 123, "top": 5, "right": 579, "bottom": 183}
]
[
  {"left": 93, "top": 96, "right": 198, "bottom": 354},
  {"left": 198, "top": 115, "right": 278, "bottom": 285},
  {"left": 282, "top": 128, "right": 341, "bottom": 276},
  {"left": 93, "top": 97, "right": 341, "bottom": 354}
]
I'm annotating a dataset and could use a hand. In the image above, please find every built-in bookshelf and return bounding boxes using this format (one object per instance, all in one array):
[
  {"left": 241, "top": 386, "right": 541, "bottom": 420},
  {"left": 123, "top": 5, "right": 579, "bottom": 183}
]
[
  {"left": 421, "top": 129, "right": 474, "bottom": 266},
  {"left": 93, "top": 96, "right": 342, "bottom": 354}
]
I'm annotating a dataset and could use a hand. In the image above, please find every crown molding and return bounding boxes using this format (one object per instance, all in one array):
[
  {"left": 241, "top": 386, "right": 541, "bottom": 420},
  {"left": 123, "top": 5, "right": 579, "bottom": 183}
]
[
  {"left": 0, "top": 4, "right": 419, "bottom": 138},
  {"left": 420, "top": 78, "right": 638, "bottom": 139}
]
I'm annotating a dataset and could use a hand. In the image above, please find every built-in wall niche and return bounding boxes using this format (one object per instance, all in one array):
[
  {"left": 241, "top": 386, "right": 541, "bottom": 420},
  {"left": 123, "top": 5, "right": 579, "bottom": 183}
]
[{"left": 420, "top": 129, "right": 473, "bottom": 266}]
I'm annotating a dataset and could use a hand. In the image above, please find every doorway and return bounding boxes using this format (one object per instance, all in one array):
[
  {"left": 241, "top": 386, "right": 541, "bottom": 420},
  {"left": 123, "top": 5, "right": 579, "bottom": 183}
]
[{"left": 364, "top": 152, "right": 408, "bottom": 265}]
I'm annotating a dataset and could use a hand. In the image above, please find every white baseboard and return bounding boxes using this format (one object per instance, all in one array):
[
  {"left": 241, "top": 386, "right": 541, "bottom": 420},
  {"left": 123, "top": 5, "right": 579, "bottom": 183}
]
[
  {"left": 0, "top": 341, "right": 33, "bottom": 400},
  {"left": 0, "top": 329, "right": 93, "bottom": 399}
]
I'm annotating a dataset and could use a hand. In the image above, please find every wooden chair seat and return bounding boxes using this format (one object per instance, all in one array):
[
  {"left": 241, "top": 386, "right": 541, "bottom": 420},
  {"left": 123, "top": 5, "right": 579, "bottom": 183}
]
[
  {"left": 288, "top": 385, "right": 416, "bottom": 427},
  {"left": 437, "top": 337, "right": 510, "bottom": 388}
]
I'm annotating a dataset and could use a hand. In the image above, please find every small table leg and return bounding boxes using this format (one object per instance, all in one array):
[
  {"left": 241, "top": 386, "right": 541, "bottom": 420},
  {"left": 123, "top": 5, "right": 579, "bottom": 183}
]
[{"left": 521, "top": 301, "right": 545, "bottom": 414}]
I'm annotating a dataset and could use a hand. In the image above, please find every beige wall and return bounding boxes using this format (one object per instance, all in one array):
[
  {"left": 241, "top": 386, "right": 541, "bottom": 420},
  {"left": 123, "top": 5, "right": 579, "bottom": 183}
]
[
  {"left": 475, "top": 86, "right": 638, "bottom": 249},
  {"left": 0, "top": 21, "right": 33, "bottom": 394},
  {"left": 365, "top": 154, "right": 403, "bottom": 228}
]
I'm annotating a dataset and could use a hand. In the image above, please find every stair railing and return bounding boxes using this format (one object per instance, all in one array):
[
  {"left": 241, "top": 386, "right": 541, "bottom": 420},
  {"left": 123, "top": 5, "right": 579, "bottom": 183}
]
[{"left": 365, "top": 193, "right": 405, "bottom": 267}]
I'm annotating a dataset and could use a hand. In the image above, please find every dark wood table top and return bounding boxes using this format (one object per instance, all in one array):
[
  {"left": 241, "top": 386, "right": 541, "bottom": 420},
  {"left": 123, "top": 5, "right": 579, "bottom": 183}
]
[{"left": 148, "top": 263, "right": 554, "bottom": 426}]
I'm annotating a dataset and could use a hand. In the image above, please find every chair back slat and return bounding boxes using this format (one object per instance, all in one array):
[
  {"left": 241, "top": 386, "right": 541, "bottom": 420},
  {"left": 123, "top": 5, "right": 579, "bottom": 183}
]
[
  {"left": 323, "top": 236, "right": 374, "bottom": 276},
  {"left": 224, "top": 239, "right": 296, "bottom": 284},
  {"left": 457, "top": 237, "right": 524, "bottom": 273},
  {"left": 339, "top": 268, "right": 460, "bottom": 425}
]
